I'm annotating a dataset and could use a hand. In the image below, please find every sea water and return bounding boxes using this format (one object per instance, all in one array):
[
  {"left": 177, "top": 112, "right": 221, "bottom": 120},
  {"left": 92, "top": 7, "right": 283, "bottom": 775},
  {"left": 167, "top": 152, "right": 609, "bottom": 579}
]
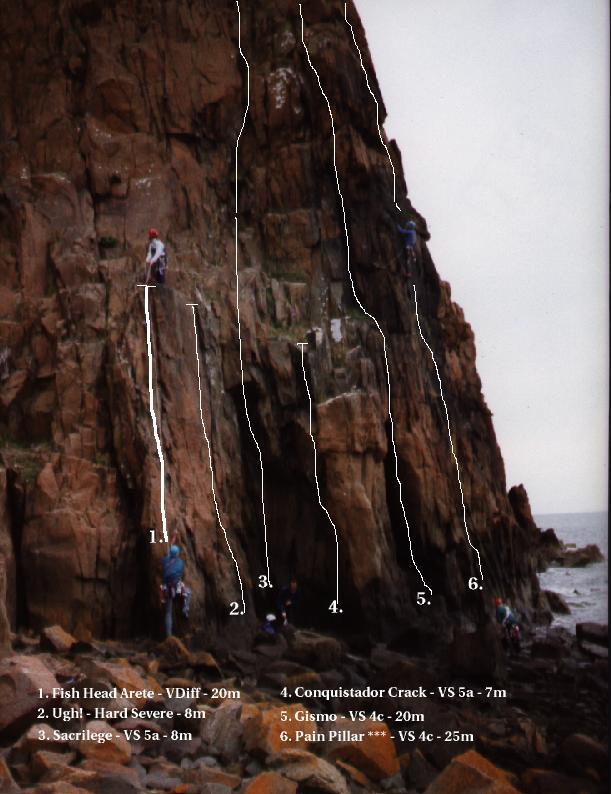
[{"left": 535, "top": 511, "right": 608, "bottom": 631}]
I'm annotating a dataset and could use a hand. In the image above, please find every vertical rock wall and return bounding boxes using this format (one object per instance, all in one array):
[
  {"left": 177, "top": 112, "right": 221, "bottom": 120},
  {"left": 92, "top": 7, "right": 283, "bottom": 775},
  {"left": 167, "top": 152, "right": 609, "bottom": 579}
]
[{"left": 0, "top": 0, "right": 543, "bottom": 645}]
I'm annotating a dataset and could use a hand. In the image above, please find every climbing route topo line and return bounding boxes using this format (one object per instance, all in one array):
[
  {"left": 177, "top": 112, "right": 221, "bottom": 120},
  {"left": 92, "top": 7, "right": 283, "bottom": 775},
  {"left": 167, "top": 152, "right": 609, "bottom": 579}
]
[
  {"left": 187, "top": 303, "right": 246, "bottom": 613},
  {"left": 235, "top": 0, "right": 272, "bottom": 588},
  {"left": 138, "top": 283, "right": 169, "bottom": 546},
  {"left": 297, "top": 343, "right": 340, "bottom": 607},
  {"left": 342, "top": 4, "right": 484, "bottom": 582},
  {"left": 299, "top": 4, "right": 432, "bottom": 595},
  {"left": 343, "top": 4, "right": 400, "bottom": 212},
  {"left": 411, "top": 288, "right": 484, "bottom": 580}
]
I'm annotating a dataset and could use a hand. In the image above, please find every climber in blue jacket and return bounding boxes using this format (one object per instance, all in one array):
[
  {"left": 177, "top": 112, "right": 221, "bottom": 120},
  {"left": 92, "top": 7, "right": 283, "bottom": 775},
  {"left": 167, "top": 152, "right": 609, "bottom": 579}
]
[
  {"left": 397, "top": 219, "right": 417, "bottom": 273},
  {"left": 160, "top": 532, "right": 191, "bottom": 637}
]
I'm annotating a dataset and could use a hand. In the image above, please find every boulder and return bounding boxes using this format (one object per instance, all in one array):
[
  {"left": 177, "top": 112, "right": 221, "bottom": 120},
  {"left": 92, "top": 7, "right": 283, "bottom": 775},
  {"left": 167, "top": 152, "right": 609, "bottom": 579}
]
[
  {"left": 424, "top": 750, "right": 519, "bottom": 793},
  {"left": 156, "top": 636, "right": 194, "bottom": 667},
  {"left": 576, "top": 623, "right": 608, "bottom": 648},
  {"left": 334, "top": 759, "right": 372, "bottom": 789},
  {"left": 578, "top": 641, "right": 608, "bottom": 661},
  {"left": 288, "top": 631, "right": 343, "bottom": 670},
  {"left": 82, "top": 659, "right": 155, "bottom": 706},
  {"left": 544, "top": 591, "right": 571, "bottom": 615},
  {"left": 113, "top": 718, "right": 165, "bottom": 754},
  {"left": 78, "top": 759, "right": 142, "bottom": 791},
  {"left": 244, "top": 771, "right": 297, "bottom": 794},
  {"left": 406, "top": 748, "right": 438, "bottom": 790},
  {"left": 30, "top": 749, "right": 76, "bottom": 780},
  {"left": 191, "top": 650, "right": 222, "bottom": 677},
  {"left": 11, "top": 723, "right": 70, "bottom": 760},
  {"left": 530, "top": 637, "right": 565, "bottom": 660},
  {"left": 325, "top": 718, "right": 399, "bottom": 781},
  {"left": 242, "top": 703, "right": 312, "bottom": 757},
  {"left": 40, "top": 625, "right": 77, "bottom": 653},
  {"left": 560, "top": 733, "right": 608, "bottom": 779},
  {"left": 521, "top": 768, "right": 599, "bottom": 794},
  {"left": 143, "top": 769, "right": 182, "bottom": 791},
  {"left": 0, "top": 757, "right": 19, "bottom": 792},
  {"left": 201, "top": 702, "right": 244, "bottom": 762},
  {"left": 560, "top": 545, "right": 604, "bottom": 568},
  {"left": 20, "top": 784, "right": 92, "bottom": 793},
  {"left": 448, "top": 625, "right": 505, "bottom": 680},
  {"left": 0, "top": 655, "right": 59, "bottom": 738},
  {"left": 274, "top": 749, "right": 349, "bottom": 794},
  {"left": 195, "top": 767, "right": 242, "bottom": 789},
  {"left": 78, "top": 720, "right": 132, "bottom": 765}
]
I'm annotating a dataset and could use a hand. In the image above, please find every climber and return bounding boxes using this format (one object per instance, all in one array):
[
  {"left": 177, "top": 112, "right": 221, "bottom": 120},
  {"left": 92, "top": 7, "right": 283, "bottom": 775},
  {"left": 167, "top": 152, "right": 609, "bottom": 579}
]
[
  {"left": 397, "top": 219, "right": 417, "bottom": 274},
  {"left": 494, "top": 596, "right": 521, "bottom": 652},
  {"left": 494, "top": 597, "right": 517, "bottom": 628},
  {"left": 276, "top": 577, "right": 299, "bottom": 627},
  {"left": 145, "top": 228, "right": 167, "bottom": 285},
  {"left": 262, "top": 613, "right": 278, "bottom": 636},
  {"left": 160, "top": 533, "right": 191, "bottom": 637}
]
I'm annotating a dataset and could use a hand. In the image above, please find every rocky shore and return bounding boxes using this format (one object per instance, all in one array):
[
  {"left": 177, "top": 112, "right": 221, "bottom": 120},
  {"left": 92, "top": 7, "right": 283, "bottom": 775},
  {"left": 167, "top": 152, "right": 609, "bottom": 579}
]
[
  {"left": 537, "top": 530, "right": 604, "bottom": 572},
  {"left": 0, "top": 621, "right": 607, "bottom": 794}
]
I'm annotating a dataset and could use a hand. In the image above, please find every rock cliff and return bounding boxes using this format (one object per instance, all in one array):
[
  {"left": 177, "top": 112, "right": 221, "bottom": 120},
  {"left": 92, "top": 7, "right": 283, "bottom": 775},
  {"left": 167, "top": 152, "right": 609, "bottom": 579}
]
[{"left": 0, "top": 0, "right": 544, "bottom": 646}]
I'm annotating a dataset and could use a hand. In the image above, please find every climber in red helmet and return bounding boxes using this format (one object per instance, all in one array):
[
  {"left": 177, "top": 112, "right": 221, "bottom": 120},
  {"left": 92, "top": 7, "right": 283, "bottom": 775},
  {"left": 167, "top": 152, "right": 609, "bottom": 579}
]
[
  {"left": 145, "top": 228, "right": 167, "bottom": 285},
  {"left": 494, "top": 596, "right": 521, "bottom": 653}
]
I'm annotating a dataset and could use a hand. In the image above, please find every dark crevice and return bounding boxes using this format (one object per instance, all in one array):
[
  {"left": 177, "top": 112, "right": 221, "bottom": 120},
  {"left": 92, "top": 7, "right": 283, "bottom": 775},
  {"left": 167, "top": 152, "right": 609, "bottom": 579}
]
[{"left": 6, "top": 470, "right": 28, "bottom": 630}]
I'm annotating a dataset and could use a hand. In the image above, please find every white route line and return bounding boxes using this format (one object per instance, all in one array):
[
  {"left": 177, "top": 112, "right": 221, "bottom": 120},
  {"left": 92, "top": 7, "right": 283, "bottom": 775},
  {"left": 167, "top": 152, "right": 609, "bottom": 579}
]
[
  {"left": 188, "top": 303, "right": 246, "bottom": 612},
  {"left": 235, "top": 0, "right": 272, "bottom": 588},
  {"left": 299, "top": 5, "right": 431, "bottom": 595},
  {"left": 343, "top": 5, "right": 400, "bottom": 211},
  {"left": 342, "top": 4, "right": 484, "bottom": 582},
  {"left": 297, "top": 343, "right": 340, "bottom": 607},
  {"left": 344, "top": 3, "right": 484, "bottom": 581},
  {"left": 138, "top": 284, "right": 168, "bottom": 546},
  {"left": 411, "top": 288, "right": 484, "bottom": 579}
]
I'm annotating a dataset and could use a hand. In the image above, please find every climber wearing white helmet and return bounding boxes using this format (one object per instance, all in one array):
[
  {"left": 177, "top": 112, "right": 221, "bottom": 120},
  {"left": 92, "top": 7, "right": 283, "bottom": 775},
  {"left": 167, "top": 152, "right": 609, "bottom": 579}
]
[{"left": 145, "top": 228, "right": 167, "bottom": 285}]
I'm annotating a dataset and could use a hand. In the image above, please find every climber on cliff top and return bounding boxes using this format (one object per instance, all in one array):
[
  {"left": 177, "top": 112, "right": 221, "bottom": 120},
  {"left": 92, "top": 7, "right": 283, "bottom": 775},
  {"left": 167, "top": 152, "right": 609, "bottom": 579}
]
[
  {"left": 145, "top": 228, "right": 167, "bottom": 286},
  {"left": 397, "top": 219, "right": 417, "bottom": 274},
  {"left": 160, "top": 532, "right": 191, "bottom": 638}
]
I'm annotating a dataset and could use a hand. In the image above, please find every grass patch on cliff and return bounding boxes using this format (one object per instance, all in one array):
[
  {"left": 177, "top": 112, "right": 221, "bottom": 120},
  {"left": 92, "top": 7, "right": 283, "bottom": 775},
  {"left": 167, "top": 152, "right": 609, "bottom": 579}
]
[
  {"left": 98, "top": 236, "right": 118, "bottom": 249},
  {"left": 267, "top": 322, "right": 309, "bottom": 343},
  {"left": 95, "top": 450, "right": 113, "bottom": 467},
  {"left": 345, "top": 304, "right": 368, "bottom": 321}
]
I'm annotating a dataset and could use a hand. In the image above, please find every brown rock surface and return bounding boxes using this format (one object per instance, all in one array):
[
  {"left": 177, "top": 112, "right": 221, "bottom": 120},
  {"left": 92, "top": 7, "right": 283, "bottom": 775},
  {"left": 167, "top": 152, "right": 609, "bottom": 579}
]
[
  {"left": 274, "top": 749, "right": 349, "bottom": 794},
  {"left": 0, "top": 655, "right": 59, "bottom": 738},
  {"left": 521, "top": 768, "right": 599, "bottom": 794},
  {"left": 78, "top": 720, "right": 132, "bottom": 765},
  {"left": 424, "top": 750, "right": 519, "bottom": 793},
  {"left": 29, "top": 749, "right": 76, "bottom": 780},
  {"left": 82, "top": 658, "right": 154, "bottom": 706},
  {"left": 0, "top": 0, "right": 544, "bottom": 643},
  {"left": 244, "top": 771, "right": 297, "bottom": 794},
  {"left": 40, "top": 625, "right": 76, "bottom": 653},
  {"left": 560, "top": 734, "right": 608, "bottom": 779},
  {"left": 576, "top": 624, "right": 608, "bottom": 647},
  {"left": 0, "top": 756, "right": 19, "bottom": 792},
  {"left": 325, "top": 718, "right": 399, "bottom": 781},
  {"left": 243, "top": 703, "right": 312, "bottom": 757}
]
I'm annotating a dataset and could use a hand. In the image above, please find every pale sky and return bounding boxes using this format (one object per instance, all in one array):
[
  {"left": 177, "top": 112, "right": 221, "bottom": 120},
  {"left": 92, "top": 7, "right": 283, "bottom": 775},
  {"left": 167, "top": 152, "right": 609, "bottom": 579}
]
[{"left": 356, "top": 0, "right": 609, "bottom": 513}]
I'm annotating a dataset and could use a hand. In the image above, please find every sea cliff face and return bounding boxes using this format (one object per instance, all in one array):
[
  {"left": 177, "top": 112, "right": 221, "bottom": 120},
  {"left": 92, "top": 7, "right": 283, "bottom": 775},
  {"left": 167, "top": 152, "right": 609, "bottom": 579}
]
[{"left": 0, "top": 0, "right": 543, "bottom": 644}]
